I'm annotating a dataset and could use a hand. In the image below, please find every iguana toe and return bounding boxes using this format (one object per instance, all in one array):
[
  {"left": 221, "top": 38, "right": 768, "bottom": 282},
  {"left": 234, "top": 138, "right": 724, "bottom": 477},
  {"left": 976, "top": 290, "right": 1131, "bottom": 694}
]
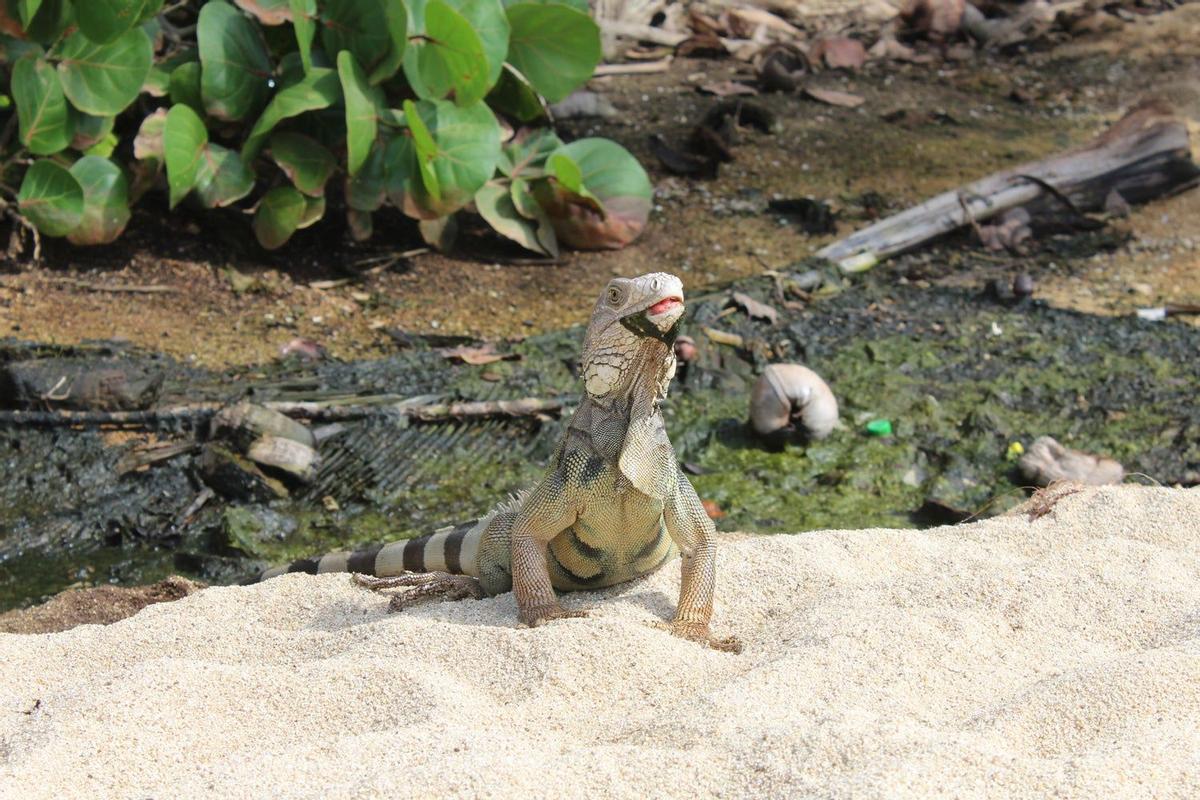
[
  {"left": 518, "top": 604, "right": 590, "bottom": 627},
  {"left": 352, "top": 572, "right": 483, "bottom": 612}
]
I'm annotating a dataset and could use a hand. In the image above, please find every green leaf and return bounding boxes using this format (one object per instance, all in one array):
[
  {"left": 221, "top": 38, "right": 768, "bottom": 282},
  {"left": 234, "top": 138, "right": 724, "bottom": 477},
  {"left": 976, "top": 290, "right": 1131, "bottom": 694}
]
[
  {"left": 368, "top": 0, "right": 407, "bottom": 84},
  {"left": 501, "top": 0, "right": 587, "bottom": 9},
  {"left": 475, "top": 180, "right": 547, "bottom": 255},
  {"left": 536, "top": 138, "right": 652, "bottom": 249},
  {"left": 403, "top": 98, "right": 439, "bottom": 202},
  {"left": 56, "top": 27, "right": 153, "bottom": 115},
  {"left": 320, "top": 0, "right": 392, "bottom": 78},
  {"left": 504, "top": 2, "right": 599, "bottom": 103},
  {"left": 168, "top": 61, "right": 203, "bottom": 112},
  {"left": 17, "top": 0, "right": 43, "bottom": 28},
  {"left": 269, "top": 131, "right": 334, "bottom": 196},
  {"left": 133, "top": 107, "right": 167, "bottom": 161},
  {"left": 254, "top": 185, "right": 306, "bottom": 249},
  {"left": 337, "top": 51, "right": 378, "bottom": 176},
  {"left": 389, "top": 99, "right": 501, "bottom": 218},
  {"left": 403, "top": 0, "right": 489, "bottom": 107},
  {"left": 17, "top": 159, "right": 83, "bottom": 236},
  {"left": 346, "top": 138, "right": 387, "bottom": 211},
  {"left": 130, "top": 108, "right": 167, "bottom": 202},
  {"left": 22, "top": 0, "right": 70, "bottom": 44},
  {"left": 418, "top": 214, "right": 456, "bottom": 250},
  {"left": 287, "top": 0, "right": 315, "bottom": 73},
  {"left": 75, "top": 0, "right": 144, "bottom": 44},
  {"left": 143, "top": 64, "right": 170, "bottom": 97},
  {"left": 83, "top": 131, "right": 118, "bottom": 158},
  {"left": 242, "top": 67, "right": 340, "bottom": 162},
  {"left": 66, "top": 156, "right": 131, "bottom": 245},
  {"left": 0, "top": 36, "right": 44, "bottom": 64},
  {"left": 70, "top": 111, "right": 115, "bottom": 151},
  {"left": 487, "top": 64, "right": 548, "bottom": 124},
  {"left": 137, "top": 0, "right": 164, "bottom": 23},
  {"left": 511, "top": 176, "right": 558, "bottom": 256},
  {"left": 13, "top": 54, "right": 71, "bottom": 154},
  {"left": 297, "top": 194, "right": 325, "bottom": 228},
  {"left": 383, "top": 134, "right": 424, "bottom": 217},
  {"left": 498, "top": 125, "right": 560, "bottom": 177},
  {"left": 194, "top": 142, "right": 255, "bottom": 208},
  {"left": 198, "top": 0, "right": 272, "bottom": 121},
  {"left": 164, "top": 103, "right": 208, "bottom": 208},
  {"left": 547, "top": 151, "right": 585, "bottom": 194},
  {"left": 442, "top": 0, "right": 508, "bottom": 91},
  {"left": 233, "top": 0, "right": 291, "bottom": 25}
]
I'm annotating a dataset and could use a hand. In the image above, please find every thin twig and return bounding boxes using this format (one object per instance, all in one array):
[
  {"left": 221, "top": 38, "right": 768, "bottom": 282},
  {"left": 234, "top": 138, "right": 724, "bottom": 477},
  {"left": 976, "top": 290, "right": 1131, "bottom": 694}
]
[
  {"left": 44, "top": 277, "right": 178, "bottom": 294},
  {"left": 956, "top": 192, "right": 986, "bottom": 243},
  {"left": 598, "top": 20, "right": 687, "bottom": 46},
  {"left": 594, "top": 59, "right": 673, "bottom": 76},
  {"left": 0, "top": 396, "right": 573, "bottom": 427}
]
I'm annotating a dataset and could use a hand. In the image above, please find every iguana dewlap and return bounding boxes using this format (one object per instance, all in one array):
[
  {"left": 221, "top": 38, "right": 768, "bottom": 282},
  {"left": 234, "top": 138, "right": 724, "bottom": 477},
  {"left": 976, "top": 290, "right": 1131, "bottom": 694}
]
[{"left": 256, "top": 272, "right": 736, "bottom": 650}]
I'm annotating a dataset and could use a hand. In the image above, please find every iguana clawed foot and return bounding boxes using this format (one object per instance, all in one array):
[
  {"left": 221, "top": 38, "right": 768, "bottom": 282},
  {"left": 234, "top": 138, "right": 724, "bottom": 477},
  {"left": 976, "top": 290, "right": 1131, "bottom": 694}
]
[
  {"left": 517, "top": 604, "right": 590, "bottom": 628},
  {"left": 352, "top": 572, "right": 483, "bottom": 611},
  {"left": 657, "top": 620, "right": 743, "bottom": 653}
]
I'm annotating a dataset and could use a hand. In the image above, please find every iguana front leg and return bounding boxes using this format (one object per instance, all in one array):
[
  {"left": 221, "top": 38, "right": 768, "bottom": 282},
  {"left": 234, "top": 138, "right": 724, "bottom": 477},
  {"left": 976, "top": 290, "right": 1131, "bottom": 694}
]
[
  {"left": 664, "top": 468, "right": 742, "bottom": 652},
  {"left": 510, "top": 471, "right": 586, "bottom": 627}
]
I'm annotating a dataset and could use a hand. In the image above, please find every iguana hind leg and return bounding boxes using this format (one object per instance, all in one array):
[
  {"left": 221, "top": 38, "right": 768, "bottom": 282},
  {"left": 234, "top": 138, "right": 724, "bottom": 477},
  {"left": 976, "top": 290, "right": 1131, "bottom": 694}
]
[{"left": 352, "top": 572, "right": 483, "bottom": 611}]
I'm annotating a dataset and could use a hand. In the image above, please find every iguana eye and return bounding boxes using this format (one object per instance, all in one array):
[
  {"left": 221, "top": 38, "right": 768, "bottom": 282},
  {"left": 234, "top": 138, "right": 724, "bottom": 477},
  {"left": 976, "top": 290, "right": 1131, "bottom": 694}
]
[{"left": 608, "top": 287, "right": 622, "bottom": 305}]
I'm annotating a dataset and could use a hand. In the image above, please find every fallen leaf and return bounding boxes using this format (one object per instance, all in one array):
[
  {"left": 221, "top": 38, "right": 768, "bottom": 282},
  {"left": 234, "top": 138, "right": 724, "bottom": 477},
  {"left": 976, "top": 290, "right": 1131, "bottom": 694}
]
[
  {"left": 900, "top": 0, "right": 966, "bottom": 36},
  {"left": 676, "top": 33, "right": 729, "bottom": 59},
  {"left": 810, "top": 37, "right": 867, "bottom": 70},
  {"left": 804, "top": 87, "right": 866, "bottom": 108},
  {"left": 725, "top": 7, "right": 803, "bottom": 40},
  {"left": 730, "top": 292, "right": 779, "bottom": 324},
  {"left": 701, "top": 499, "right": 725, "bottom": 519},
  {"left": 702, "top": 327, "right": 745, "bottom": 348},
  {"left": 438, "top": 345, "right": 521, "bottom": 365},
  {"left": 279, "top": 338, "right": 326, "bottom": 361},
  {"left": 868, "top": 36, "right": 935, "bottom": 63}
]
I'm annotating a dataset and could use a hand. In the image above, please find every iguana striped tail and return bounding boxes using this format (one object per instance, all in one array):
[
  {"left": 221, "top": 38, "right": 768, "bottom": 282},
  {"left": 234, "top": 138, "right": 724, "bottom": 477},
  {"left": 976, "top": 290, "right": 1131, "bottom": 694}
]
[{"left": 249, "top": 492, "right": 526, "bottom": 584}]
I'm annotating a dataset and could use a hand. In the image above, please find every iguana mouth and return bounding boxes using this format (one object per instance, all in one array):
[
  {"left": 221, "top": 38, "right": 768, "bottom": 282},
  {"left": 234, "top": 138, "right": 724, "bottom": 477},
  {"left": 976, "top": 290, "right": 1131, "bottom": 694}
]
[{"left": 647, "top": 297, "right": 683, "bottom": 316}]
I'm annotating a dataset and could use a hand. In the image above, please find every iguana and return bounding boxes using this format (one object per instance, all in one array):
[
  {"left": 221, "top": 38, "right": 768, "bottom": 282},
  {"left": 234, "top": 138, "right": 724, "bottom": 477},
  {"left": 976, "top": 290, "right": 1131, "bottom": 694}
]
[{"left": 256, "top": 272, "right": 738, "bottom": 651}]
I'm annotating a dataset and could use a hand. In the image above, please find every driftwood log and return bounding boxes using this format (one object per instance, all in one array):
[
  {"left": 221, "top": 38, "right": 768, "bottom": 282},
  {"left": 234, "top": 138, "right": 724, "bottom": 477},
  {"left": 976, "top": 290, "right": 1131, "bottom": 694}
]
[{"left": 818, "top": 101, "right": 1200, "bottom": 271}]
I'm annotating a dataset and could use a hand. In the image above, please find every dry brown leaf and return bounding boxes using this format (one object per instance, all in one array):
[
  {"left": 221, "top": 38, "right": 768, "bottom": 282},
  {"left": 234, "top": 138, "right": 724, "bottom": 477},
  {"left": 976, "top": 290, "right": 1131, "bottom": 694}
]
[
  {"left": 702, "top": 327, "right": 745, "bottom": 348},
  {"left": 725, "top": 7, "right": 803, "bottom": 40},
  {"left": 438, "top": 345, "right": 521, "bottom": 365},
  {"left": 900, "top": 0, "right": 966, "bottom": 36},
  {"left": 804, "top": 87, "right": 866, "bottom": 108},
  {"left": 730, "top": 292, "right": 780, "bottom": 324},
  {"left": 810, "top": 37, "right": 868, "bottom": 70}
]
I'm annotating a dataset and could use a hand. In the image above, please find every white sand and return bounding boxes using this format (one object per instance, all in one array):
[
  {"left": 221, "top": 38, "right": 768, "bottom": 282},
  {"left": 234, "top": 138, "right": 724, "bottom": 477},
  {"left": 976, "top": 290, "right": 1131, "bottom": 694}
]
[{"left": 2, "top": 485, "right": 1198, "bottom": 799}]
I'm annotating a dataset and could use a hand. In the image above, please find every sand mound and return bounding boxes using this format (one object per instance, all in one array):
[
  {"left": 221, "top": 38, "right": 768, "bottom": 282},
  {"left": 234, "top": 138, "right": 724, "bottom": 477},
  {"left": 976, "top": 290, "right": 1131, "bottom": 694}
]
[{"left": 2, "top": 485, "right": 1198, "bottom": 799}]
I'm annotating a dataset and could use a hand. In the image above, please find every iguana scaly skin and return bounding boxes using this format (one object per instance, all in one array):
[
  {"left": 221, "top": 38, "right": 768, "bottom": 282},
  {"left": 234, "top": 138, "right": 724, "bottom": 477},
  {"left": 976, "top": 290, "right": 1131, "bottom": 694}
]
[{"left": 257, "top": 273, "right": 736, "bottom": 650}]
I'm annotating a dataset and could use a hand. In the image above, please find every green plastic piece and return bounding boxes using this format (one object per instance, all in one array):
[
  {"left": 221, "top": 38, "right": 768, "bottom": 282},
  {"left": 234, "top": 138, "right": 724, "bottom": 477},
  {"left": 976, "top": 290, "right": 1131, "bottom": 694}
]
[{"left": 866, "top": 419, "right": 893, "bottom": 437}]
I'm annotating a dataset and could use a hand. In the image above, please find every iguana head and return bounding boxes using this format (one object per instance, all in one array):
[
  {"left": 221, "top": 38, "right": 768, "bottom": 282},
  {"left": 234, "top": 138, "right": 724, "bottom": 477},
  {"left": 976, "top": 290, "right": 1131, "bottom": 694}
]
[
  {"left": 580, "top": 272, "right": 685, "bottom": 403},
  {"left": 579, "top": 272, "right": 685, "bottom": 499}
]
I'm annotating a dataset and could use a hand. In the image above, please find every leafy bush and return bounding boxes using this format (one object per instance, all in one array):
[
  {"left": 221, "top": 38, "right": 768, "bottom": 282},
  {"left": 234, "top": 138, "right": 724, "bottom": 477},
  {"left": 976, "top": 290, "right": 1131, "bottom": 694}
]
[{"left": 0, "top": 0, "right": 652, "bottom": 255}]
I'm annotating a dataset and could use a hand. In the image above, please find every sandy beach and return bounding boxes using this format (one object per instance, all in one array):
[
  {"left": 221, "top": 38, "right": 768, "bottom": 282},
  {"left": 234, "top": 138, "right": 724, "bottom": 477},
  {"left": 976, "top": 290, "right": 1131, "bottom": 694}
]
[{"left": 1, "top": 484, "right": 1198, "bottom": 799}]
